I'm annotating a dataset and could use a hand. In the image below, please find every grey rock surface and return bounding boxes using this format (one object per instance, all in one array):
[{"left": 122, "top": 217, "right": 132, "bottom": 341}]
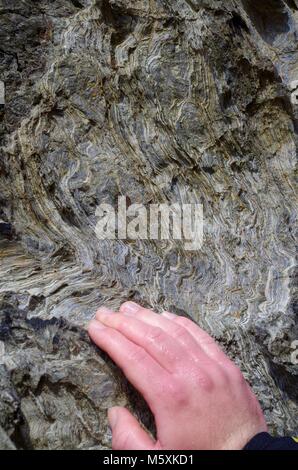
[{"left": 0, "top": 0, "right": 297, "bottom": 449}]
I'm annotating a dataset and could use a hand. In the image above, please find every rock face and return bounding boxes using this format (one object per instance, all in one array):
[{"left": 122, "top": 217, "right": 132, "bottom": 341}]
[{"left": 0, "top": 0, "right": 297, "bottom": 449}]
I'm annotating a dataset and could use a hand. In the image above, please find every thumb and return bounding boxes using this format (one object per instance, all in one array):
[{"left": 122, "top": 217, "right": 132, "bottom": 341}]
[{"left": 108, "top": 406, "right": 156, "bottom": 450}]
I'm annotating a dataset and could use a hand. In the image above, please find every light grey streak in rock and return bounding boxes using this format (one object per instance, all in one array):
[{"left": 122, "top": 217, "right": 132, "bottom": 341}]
[{"left": 0, "top": 81, "right": 4, "bottom": 106}]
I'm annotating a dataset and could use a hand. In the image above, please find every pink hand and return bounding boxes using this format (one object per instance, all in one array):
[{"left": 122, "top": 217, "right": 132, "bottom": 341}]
[{"left": 88, "top": 302, "right": 267, "bottom": 450}]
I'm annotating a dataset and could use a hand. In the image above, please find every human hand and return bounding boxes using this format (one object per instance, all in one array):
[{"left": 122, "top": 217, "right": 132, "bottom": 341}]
[{"left": 88, "top": 302, "right": 267, "bottom": 450}]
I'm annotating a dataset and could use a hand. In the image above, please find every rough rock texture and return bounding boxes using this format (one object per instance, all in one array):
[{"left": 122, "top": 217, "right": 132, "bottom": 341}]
[{"left": 0, "top": 0, "right": 297, "bottom": 449}]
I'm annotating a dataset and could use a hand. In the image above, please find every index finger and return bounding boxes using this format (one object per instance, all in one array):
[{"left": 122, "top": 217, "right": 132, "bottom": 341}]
[{"left": 88, "top": 319, "right": 171, "bottom": 413}]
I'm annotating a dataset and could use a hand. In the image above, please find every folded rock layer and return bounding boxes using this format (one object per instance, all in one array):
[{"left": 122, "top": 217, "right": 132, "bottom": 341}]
[{"left": 0, "top": 0, "right": 297, "bottom": 449}]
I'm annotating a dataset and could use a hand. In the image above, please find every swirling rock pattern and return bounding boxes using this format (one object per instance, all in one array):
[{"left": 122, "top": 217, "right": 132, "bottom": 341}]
[{"left": 0, "top": 0, "right": 297, "bottom": 449}]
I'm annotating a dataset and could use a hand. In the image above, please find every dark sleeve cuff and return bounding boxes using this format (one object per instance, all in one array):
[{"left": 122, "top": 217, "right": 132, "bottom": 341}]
[{"left": 244, "top": 432, "right": 298, "bottom": 450}]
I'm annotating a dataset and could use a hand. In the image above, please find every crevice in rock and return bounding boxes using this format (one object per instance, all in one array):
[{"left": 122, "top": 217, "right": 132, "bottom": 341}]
[
  {"left": 284, "top": 0, "right": 298, "bottom": 11},
  {"left": 70, "top": 0, "right": 84, "bottom": 9},
  {"left": 10, "top": 415, "right": 33, "bottom": 450},
  {"left": 268, "top": 360, "right": 298, "bottom": 405},
  {"left": 242, "top": 0, "right": 290, "bottom": 44},
  {"left": 228, "top": 12, "right": 250, "bottom": 35},
  {"left": 101, "top": 0, "right": 135, "bottom": 47}
]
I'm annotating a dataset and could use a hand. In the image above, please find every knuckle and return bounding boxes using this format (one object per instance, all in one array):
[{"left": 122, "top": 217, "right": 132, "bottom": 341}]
[
  {"left": 127, "top": 345, "right": 147, "bottom": 363},
  {"left": 191, "top": 369, "right": 214, "bottom": 391},
  {"left": 146, "top": 326, "right": 165, "bottom": 343},
  {"left": 167, "top": 379, "right": 188, "bottom": 407},
  {"left": 172, "top": 324, "right": 189, "bottom": 341}
]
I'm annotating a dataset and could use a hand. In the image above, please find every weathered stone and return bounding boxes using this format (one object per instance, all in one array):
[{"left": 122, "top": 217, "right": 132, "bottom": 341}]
[{"left": 0, "top": 0, "right": 297, "bottom": 449}]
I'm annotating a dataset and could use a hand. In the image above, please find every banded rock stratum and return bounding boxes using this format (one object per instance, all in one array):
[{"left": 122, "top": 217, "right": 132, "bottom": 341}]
[{"left": 0, "top": 0, "right": 297, "bottom": 449}]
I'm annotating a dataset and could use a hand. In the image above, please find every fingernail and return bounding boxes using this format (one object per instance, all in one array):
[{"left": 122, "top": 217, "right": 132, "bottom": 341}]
[
  {"left": 108, "top": 408, "right": 118, "bottom": 429},
  {"left": 97, "top": 307, "right": 113, "bottom": 315},
  {"left": 121, "top": 302, "right": 140, "bottom": 314},
  {"left": 89, "top": 319, "right": 106, "bottom": 332},
  {"left": 162, "top": 311, "right": 177, "bottom": 320},
  {"left": 96, "top": 307, "right": 113, "bottom": 321}
]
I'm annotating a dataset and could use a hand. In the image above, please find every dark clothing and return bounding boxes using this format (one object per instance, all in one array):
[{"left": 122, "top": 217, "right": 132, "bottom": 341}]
[{"left": 244, "top": 433, "right": 298, "bottom": 450}]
